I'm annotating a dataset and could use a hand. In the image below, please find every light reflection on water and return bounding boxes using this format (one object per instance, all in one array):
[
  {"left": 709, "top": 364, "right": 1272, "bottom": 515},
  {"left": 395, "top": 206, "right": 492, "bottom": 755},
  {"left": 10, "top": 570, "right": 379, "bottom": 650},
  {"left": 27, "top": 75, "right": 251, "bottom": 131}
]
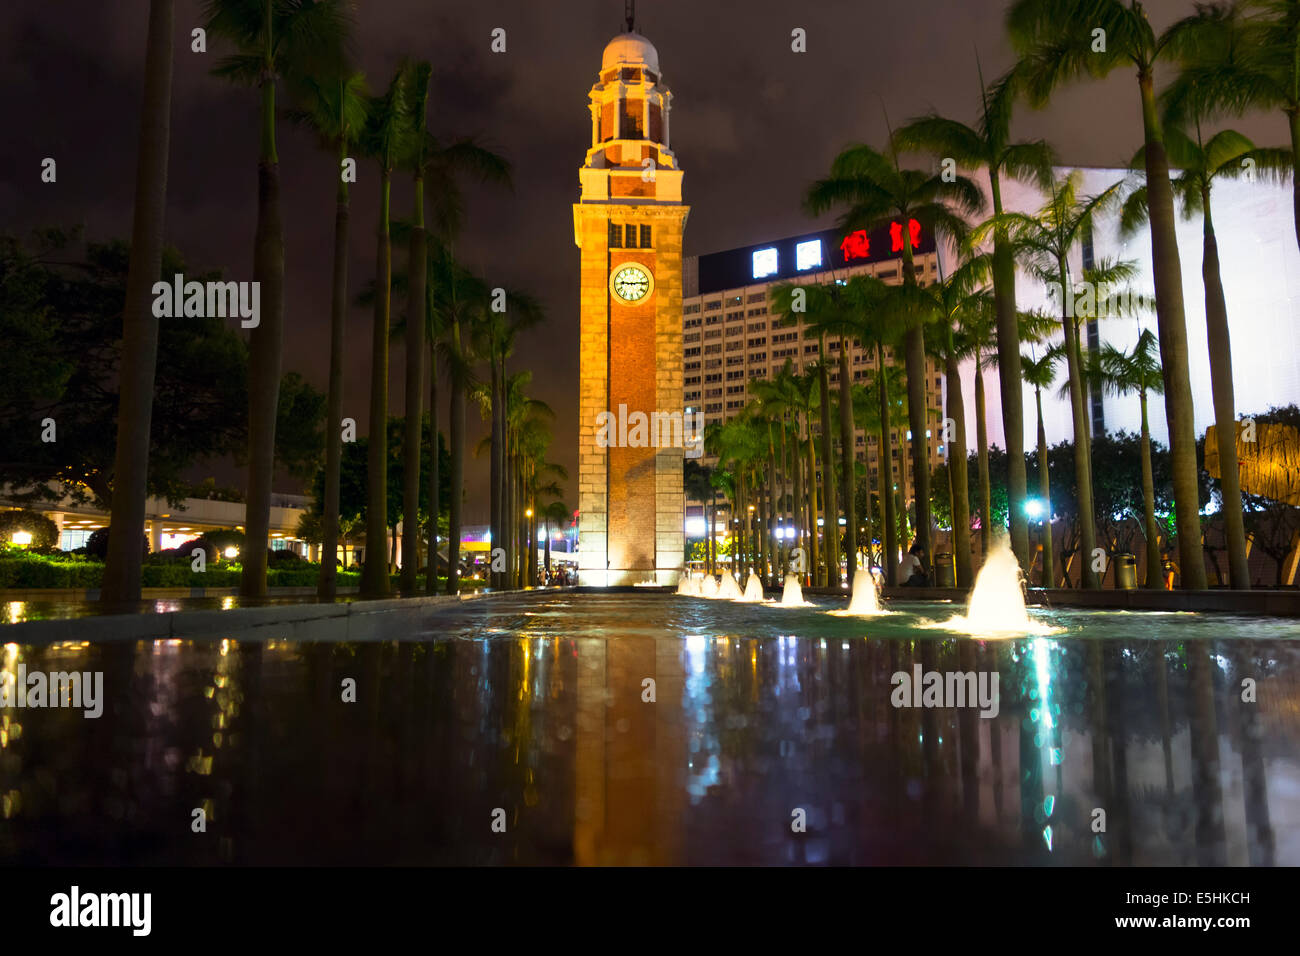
[{"left": 0, "top": 592, "right": 1296, "bottom": 865}]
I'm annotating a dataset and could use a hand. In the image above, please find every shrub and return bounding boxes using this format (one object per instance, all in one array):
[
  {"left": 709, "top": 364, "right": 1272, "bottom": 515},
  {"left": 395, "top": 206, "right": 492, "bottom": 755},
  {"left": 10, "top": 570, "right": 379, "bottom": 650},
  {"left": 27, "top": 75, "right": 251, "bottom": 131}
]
[
  {"left": 0, "top": 510, "right": 59, "bottom": 550},
  {"left": 267, "top": 548, "right": 305, "bottom": 568},
  {"left": 85, "top": 527, "right": 149, "bottom": 560}
]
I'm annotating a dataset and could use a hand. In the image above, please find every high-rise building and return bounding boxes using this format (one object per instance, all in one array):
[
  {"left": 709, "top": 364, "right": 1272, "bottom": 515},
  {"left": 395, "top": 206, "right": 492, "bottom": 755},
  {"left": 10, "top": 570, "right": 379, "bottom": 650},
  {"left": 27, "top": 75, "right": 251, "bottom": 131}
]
[
  {"left": 575, "top": 26, "right": 689, "bottom": 585},
  {"left": 681, "top": 225, "right": 945, "bottom": 532}
]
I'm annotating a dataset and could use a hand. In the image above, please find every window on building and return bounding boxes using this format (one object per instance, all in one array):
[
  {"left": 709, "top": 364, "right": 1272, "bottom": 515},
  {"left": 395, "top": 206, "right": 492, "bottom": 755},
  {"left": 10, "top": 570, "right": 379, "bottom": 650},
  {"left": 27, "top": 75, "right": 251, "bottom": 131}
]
[
  {"left": 609, "top": 221, "right": 622, "bottom": 248},
  {"left": 704, "top": 301, "right": 721, "bottom": 312},
  {"left": 640, "top": 224, "right": 652, "bottom": 248}
]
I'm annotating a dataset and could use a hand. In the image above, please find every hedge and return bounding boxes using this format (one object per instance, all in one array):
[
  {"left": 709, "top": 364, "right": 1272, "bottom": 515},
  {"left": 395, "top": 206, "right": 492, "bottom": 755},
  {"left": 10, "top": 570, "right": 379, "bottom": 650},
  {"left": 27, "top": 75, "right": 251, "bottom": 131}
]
[{"left": 0, "top": 552, "right": 364, "bottom": 590}]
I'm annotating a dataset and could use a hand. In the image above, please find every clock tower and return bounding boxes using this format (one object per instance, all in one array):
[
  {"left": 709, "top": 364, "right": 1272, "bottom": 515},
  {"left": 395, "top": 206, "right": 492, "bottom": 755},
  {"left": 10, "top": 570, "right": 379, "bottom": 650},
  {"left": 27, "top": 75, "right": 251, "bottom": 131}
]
[{"left": 575, "top": 23, "right": 689, "bottom": 586}]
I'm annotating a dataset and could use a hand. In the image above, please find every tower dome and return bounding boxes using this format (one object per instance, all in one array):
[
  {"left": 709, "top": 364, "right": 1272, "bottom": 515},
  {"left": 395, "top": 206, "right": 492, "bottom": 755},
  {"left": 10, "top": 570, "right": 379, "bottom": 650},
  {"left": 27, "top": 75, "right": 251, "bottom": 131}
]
[{"left": 601, "top": 31, "right": 659, "bottom": 73}]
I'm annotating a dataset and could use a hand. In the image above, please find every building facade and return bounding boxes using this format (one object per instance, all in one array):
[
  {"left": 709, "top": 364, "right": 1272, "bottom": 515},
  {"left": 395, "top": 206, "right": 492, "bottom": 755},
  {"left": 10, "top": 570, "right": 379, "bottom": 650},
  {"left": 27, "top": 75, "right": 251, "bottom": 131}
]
[
  {"left": 682, "top": 225, "right": 944, "bottom": 534},
  {"left": 575, "top": 28, "right": 689, "bottom": 585}
]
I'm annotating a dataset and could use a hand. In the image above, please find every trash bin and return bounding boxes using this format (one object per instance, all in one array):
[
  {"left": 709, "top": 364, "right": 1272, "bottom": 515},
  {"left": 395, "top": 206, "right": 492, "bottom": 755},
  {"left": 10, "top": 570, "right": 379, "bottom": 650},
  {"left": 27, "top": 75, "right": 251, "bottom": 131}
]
[
  {"left": 934, "top": 552, "right": 955, "bottom": 588},
  {"left": 1115, "top": 552, "right": 1137, "bottom": 590}
]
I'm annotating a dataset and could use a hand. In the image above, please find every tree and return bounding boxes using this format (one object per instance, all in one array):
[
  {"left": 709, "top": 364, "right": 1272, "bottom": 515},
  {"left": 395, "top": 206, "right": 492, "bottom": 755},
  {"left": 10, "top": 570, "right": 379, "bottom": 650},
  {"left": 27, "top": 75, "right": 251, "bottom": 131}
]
[
  {"left": 204, "top": 0, "right": 352, "bottom": 598},
  {"left": 804, "top": 138, "right": 985, "bottom": 582},
  {"left": 358, "top": 68, "right": 409, "bottom": 596},
  {"left": 1008, "top": 0, "right": 1209, "bottom": 589},
  {"left": 399, "top": 61, "right": 432, "bottom": 594},
  {"left": 972, "top": 172, "right": 1124, "bottom": 587},
  {"left": 101, "top": 0, "right": 175, "bottom": 604},
  {"left": 683, "top": 459, "right": 717, "bottom": 572},
  {"left": 1020, "top": 344, "right": 1060, "bottom": 586},
  {"left": 1121, "top": 116, "right": 1287, "bottom": 589},
  {"left": 288, "top": 66, "right": 368, "bottom": 600},
  {"left": 895, "top": 63, "right": 1055, "bottom": 571},
  {"left": 1097, "top": 330, "right": 1167, "bottom": 587}
]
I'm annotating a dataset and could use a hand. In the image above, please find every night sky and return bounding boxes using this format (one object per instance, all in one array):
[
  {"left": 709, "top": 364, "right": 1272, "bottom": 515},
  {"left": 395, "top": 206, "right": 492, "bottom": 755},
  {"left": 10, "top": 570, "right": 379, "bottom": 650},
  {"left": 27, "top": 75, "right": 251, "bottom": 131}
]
[{"left": 1, "top": 0, "right": 1270, "bottom": 522}]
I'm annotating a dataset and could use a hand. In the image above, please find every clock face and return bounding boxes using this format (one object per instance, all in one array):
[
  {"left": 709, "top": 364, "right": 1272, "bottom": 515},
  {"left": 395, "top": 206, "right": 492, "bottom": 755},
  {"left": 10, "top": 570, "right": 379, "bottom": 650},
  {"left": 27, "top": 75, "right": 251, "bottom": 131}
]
[{"left": 610, "top": 263, "right": 653, "bottom": 303}]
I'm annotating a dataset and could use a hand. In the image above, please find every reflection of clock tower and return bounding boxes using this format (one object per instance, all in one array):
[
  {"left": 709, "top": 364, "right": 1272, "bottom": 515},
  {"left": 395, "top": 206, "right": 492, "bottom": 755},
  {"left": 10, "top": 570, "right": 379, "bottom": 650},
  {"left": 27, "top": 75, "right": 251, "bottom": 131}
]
[{"left": 575, "top": 19, "right": 688, "bottom": 586}]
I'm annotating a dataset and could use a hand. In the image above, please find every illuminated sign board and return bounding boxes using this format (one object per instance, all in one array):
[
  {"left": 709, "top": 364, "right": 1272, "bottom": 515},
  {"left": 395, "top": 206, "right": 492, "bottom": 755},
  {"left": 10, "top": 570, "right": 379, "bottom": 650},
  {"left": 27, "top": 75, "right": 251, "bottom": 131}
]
[
  {"left": 696, "top": 220, "right": 934, "bottom": 296},
  {"left": 795, "top": 239, "right": 823, "bottom": 271}
]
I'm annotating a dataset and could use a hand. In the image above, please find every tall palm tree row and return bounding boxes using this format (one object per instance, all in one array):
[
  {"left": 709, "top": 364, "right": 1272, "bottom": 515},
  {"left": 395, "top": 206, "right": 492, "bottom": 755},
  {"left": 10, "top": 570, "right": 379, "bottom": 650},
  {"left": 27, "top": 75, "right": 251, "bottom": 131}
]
[
  {"left": 894, "top": 65, "right": 1055, "bottom": 571},
  {"left": 205, "top": 0, "right": 353, "bottom": 598},
  {"left": 1007, "top": 0, "right": 1208, "bottom": 589},
  {"left": 102, "top": 0, "right": 176, "bottom": 604},
  {"left": 289, "top": 67, "right": 368, "bottom": 600},
  {"left": 805, "top": 139, "right": 985, "bottom": 583}
]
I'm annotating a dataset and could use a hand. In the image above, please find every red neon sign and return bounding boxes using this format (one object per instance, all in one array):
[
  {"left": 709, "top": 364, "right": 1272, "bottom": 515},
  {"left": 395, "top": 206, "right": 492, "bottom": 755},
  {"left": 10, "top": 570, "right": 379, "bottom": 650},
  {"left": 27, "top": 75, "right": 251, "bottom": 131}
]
[
  {"left": 840, "top": 230, "right": 871, "bottom": 260},
  {"left": 890, "top": 219, "right": 922, "bottom": 253}
]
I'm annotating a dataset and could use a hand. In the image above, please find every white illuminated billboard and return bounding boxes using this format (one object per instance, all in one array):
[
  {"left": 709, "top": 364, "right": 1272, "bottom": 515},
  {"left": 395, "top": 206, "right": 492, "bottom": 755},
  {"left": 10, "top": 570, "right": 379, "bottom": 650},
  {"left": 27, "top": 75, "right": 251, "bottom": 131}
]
[
  {"left": 752, "top": 247, "right": 778, "bottom": 279},
  {"left": 795, "top": 239, "right": 822, "bottom": 271}
]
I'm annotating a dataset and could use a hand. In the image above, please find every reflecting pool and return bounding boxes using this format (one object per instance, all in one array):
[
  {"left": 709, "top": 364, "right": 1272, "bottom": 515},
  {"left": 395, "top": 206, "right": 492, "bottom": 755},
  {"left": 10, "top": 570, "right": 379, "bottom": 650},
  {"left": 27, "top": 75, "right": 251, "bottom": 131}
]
[{"left": 1, "top": 592, "right": 1297, "bottom": 865}]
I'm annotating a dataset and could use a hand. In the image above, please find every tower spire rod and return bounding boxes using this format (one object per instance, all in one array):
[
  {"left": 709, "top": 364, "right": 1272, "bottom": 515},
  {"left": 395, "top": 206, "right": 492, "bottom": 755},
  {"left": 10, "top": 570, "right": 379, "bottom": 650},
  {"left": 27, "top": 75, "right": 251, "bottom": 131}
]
[{"left": 625, "top": 0, "right": 635, "bottom": 32}]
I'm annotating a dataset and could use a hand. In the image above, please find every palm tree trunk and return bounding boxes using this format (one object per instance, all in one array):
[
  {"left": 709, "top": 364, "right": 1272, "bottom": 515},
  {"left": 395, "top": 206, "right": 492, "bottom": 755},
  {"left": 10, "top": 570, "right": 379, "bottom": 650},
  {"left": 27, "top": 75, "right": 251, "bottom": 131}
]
[
  {"left": 838, "top": 338, "right": 857, "bottom": 583},
  {"left": 975, "top": 353, "right": 992, "bottom": 562},
  {"left": 790, "top": 420, "right": 802, "bottom": 578},
  {"left": 102, "top": 0, "right": 174, "bottom": 605},
  {"left": 241, "top": 59, "right": 287, "bottom": 599},
  {"left": 990, "top": 172, "right": 1031, "bottom": 569},
  {"left": 319, "top": 141, "right": 350, "bottom": 602},
  {"left": 361, "top": 166, "right": 393, "bottom": 597},
  {"left": 818, "top": 343, "right": 838, "bottom": 587},
  {"left": 1036, "top": 388, "right": 1053, "bottom": 589},
  {"left": 1139, "top": 73, "right": 1207, "bottom": 589},
  {"left": 945, "top": 353, "right": 973, "bottom": 588},
  {"left": 1059, "top": 257, "right": 1099, "bottom": 589},
  {"left": 400, "top": 180, "right": 426, "bottom": 594},
  {"left": 766, "top": 426, "right": 778, "bottom": 585},
  {"left": 425, "top": 342, "right": 440, "bottom": 594},
  {"left": 1139, "top": 392, "right": 1162, "bottom": 589},
  {"left": 900, "top": 246, "right": 932, "bottom": 580},
  {"left": 1200, "top": 199, "right": 1249, "bottom": 589},
  {"left": 489, "top": 352, "right": 502, "bottom": 588},
  {"left": 805, "top": 423, "right": 820, "bottom": 586},
  {"left": 878, "top": 349, "right": 898, "bottom": 586},
  {"left": 709, "top": 486, "right": 717, "bottom": 575},
  {"left": 446, "top": 324, "right": 464, "bottom": 595}
]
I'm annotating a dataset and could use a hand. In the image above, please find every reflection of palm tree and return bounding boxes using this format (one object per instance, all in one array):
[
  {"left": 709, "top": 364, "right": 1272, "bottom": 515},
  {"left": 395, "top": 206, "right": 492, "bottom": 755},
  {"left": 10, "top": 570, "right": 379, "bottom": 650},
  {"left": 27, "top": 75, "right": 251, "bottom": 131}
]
[{"left": 102, "top": 0, "right": 176, "bottom": 604}]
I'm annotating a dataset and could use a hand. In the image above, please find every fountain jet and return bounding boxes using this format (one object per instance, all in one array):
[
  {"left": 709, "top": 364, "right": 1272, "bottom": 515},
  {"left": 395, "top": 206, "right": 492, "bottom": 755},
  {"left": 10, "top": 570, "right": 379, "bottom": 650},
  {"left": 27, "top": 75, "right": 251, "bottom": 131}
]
[
  {"left": 780, "top": 574, "right": 810, "bottom": 606},
  {"left": 830, "top": 567, "right": 887, "bottom": 616},
  {"left": 700, "top": 575, "right": 720, "bottom": 598},
  {"left": 738, "top": 572, "right": 765, "bottom": 602},
  {"left": 717, "top": 570, "right": 742, "bottom": 599},
  {"left": 924, "top": 544, "right": 1060, "bottom": 636}
]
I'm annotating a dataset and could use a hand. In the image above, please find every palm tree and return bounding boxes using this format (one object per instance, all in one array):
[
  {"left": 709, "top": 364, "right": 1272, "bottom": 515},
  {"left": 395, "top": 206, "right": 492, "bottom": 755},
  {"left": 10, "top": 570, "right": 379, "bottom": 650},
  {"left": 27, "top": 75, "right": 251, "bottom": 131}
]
[
  {"left": 204, "top": 0, "right": 351, "bottom": 597},
  {"left": 1098, "top": 330, "right": 1167, "bottom": 588},
  {"left": 102, "top": 0, "right": 175, "bottom": 604},
  {"left": 895, "top": 64, "right": 1055, "bottom": 571},
  {"left": 1160, "top": 1, "right": 1300, "bottom": 252},
  {"left": 972, "top": 172, "right": 1124, "bottom": 588},
  {"left": 357, "top": 69, "right": 408, "bottom": 595},
  {"left": 683, "top": 458, "right": 716, "bottom": 571},
  {"left": 398, "top": 62, "right": 432, "bottom": 594},
  {"left": 805, "top": 139, "right": 985, "bottom": 581},
  {"left": 1008, "top": 0, "right": 1208, "bottom": 589},
  {"left": 288, "top": 68, "right": 368, "bottom": 601},
  {"left": 1120, "top": 121, "right": 1286, "bottom": 590},
  {"left": 919, "top": 258, "right": 992, "bottom": 587},
  {"left": 1021, "top": 345, "right": 1060, "bottom": 587}
]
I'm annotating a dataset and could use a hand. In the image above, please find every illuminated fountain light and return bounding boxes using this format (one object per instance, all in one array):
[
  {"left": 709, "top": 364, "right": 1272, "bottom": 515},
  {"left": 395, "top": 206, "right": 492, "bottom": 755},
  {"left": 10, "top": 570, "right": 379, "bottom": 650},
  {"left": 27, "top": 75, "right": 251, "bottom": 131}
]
[
  {"left": 778, "top": 573, "right": 814, "bottom": 607},
  {"left": 700, "top": 575, "right": 720, "bottom": 599},
  {"left": 736, "top": 572, "right": 766, "bottom": 603},
  {"left": 716, "top": 571, "right": 742, "bottom": 600},
  {"left": 921, "top": 544, "right": 1061, "bottom": 637},
  {"left": 676, "top": 574, "right": 701, "bottom": 597},
  {"left": 828, "top": 566, "right": 888, "bottom": 617}
]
